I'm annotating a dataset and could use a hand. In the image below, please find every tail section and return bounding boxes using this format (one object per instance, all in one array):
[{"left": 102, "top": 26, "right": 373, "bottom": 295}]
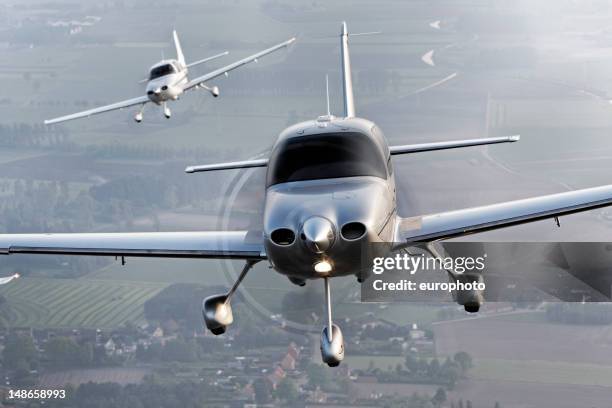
[
  {"left": 340, "top": 22, "right": 355, "bottom": 118},
  {"left": 173, "top": 30, "right": 186, "bottom": 66}
]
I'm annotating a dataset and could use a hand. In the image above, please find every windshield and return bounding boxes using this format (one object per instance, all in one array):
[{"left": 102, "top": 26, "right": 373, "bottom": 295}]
[
  {"left": 149, "top": 64, "right": 175, "bottom": 80},
  {"left": 266, "top": 132, "right": 387, "bottom": 186}
]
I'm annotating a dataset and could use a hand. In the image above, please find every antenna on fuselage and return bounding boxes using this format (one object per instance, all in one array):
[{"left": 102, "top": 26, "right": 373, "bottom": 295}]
[
  {"left": 317, "top": 75, "right": 335, "bottom": 123},
  {"left": 325, "top": 74, "right": 331, "bottom": 116}
]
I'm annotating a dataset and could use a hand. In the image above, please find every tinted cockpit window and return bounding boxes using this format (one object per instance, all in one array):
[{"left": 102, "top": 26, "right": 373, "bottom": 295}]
[
  {"left": 149, "top": 64, "right": 175, "bottom": 80},
  {"left": 266, "top": 132, "right": 387, "bottom": 186}
]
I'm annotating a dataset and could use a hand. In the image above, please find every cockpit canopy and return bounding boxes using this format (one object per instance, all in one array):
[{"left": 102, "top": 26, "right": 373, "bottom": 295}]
[
  {"left": 266, "top": 132, "right": 388, "bottom": 186},
  {"left": 149, "top": 63, "right": 177, "bottom": 80}
]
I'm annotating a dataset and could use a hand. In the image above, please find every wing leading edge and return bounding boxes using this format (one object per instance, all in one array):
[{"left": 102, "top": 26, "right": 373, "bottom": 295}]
[
  {"left": 0, "top": 231, "right": 265, "bottom": 260},
  {"left": 44, "top": 96, "right": 150, "bottom": 125},
  {"left": 185, "top": 158, "right": 268, "bottom": 173},
  {"left": 395, "top": 184, "right": 612, "bottom": 245},
  {"left": 389, "top": 135, "right": 520, "bottom": 155},
  {"left": 183, "top": 37, "right": 296, "bottom": 91}
]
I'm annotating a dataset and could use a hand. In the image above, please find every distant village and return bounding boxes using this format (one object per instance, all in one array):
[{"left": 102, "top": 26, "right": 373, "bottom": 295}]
[{"left": 0, "top": 308, "right": 483, "bottom": 407}]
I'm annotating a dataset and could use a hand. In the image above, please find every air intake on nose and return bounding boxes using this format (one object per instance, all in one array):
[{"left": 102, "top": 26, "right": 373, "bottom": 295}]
[
  {"left": 270, "top": 228, "right": 295, "bottom": 246},
  {"left": 341, "top": 222, "right": 366, "bottom": 240}
]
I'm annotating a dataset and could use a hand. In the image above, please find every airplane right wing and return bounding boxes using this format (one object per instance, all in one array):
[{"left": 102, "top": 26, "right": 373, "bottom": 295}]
[
  {"left": 183, "top": 37, "right": 296, "bottom": 91},
  {"left": 186, "top": 51, "right": 229, "bottom": 68},
  {"left": 389, "top": 135, "right": 520, "bottom": 155},
  {"left": 0, "top": 230, "right": 265, "bottom": 260},
  {"left": 44, "top": 95, "right": 150, "bottom": 125},
  {"left": 394, "top": 184, "right": 612, "bottom": 245}
]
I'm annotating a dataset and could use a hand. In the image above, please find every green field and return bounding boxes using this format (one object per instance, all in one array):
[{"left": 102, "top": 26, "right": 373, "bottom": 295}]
[
  {"left": 347, "top": 355, "right": 405, "bottom": 371},
  {"left": 0, "top": 260, "right": 304, "bottom": 329},
  {"left": 470, "top": 358, "right": 612, "bottom": 387},
  {"left": 89, "top": 258, "right": 231, "bottom": 284},
  {"left": 336, "top": 303, "right": 441, "bottom": 326},
  {"left": 0, "top": 277, "right": 165, "bottom": 329},
  {"left": 339, "top": 355, "right": 612, "bottom": 388}
]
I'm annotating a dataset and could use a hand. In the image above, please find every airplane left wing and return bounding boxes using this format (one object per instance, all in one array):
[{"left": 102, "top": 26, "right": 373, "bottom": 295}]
[
  {"left": 183, "top": 37, "right": 296, "bottom": 91},
  {"left": 185, "top": 158, "right": 268, "bottom": 173},
  {"left": 44, "top": 95, "right": 150, "bottom": 125},
  {"left": 0, "top": 231, "right": 265, "bottom": 260},
  {"left": 394, "top": 184, "right": 612, "bottom": 245}
]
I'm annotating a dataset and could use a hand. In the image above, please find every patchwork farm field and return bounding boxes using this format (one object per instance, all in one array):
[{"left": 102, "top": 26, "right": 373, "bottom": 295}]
[
  {"left": 39, "top": 368, "right": 152, "bottom": 387},
  {"left": 470, "top": 358, "right": 612, "bottom": 388},
  {"left": 0, "top": 277, "right": 165, "bottom": 329}
]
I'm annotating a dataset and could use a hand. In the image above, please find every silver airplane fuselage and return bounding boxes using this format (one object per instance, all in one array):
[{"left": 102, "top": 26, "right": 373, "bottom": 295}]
[
  {"left": 263, "top": 116, "right": 396, "bottom": 281},
  {"left": 145, "top": 59, "right": 188, "bottom": 104}
]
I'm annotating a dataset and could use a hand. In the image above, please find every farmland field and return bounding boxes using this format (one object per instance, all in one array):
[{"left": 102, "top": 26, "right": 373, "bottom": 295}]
[
  {"left": 39, "top": 368, "right": 151, "bottom": 387},
  {"left": 433, "top": 315, "right": 612, "bottom": 366},
  {"left": 89, "top": 258, "right": 229, "bottom": 284},
  {"left": 470, "top": 358, "right": 612, "bottom": 387},
  {"left": 346, "top": 355, "right": 405, "bottom": 371},
  {"left": 0, "top": 277, "right": 165, "bottom": 329}
]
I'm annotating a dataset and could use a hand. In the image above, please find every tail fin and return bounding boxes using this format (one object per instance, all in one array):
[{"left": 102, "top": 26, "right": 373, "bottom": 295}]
[
  {"left": 340, "top": 22, "right": 355, "bottom": 118},
  {"left": 173, "top": 30, "right": 186, "bottom": 66}
]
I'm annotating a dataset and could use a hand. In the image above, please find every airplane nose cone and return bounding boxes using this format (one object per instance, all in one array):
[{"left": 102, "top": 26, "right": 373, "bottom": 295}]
[
  {"left": 302, "top": 217, "right": 335, "bottom": 254},
  {"left": 154, "top": 88, "right": 162, "bottom": 95}
]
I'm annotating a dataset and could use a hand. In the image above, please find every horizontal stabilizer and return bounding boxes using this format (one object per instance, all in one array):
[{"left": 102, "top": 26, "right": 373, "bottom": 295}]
[
  {"left": 390, "top": 135, "right": 520, "bottom": 155},
  {"left": 185, "top": 158, "right": 268, "bottom": 173}
]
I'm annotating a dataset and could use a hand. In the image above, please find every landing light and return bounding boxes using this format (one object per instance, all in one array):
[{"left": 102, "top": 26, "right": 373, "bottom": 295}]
[{"left": 314, "top": 260, "right": 333, "bottom": 274}]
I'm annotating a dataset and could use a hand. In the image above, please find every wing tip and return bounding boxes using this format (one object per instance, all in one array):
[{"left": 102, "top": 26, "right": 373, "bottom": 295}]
[
  {"left": 284, "top": 37, "right": 297, "bottom": 47},
  {"left": 509, "top": 135, "right": 521, "bottom": 142}
]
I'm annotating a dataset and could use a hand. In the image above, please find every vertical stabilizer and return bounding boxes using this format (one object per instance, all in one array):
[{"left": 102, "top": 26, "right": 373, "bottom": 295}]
[
  {"left": 340, "top": 22, "right": 355, "bottom": 118},
  {"left": 173, "top": 30, "right": 186, "bottom": 66}
]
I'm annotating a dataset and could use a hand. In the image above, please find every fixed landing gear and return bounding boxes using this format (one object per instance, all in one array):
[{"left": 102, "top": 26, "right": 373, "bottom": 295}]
[
  {"left": 163, "top": 102, "right": 171, "bottom": 119},
  {"left": 464, "top": 302, "right": 480, "bottom": 313},
  {"left": 202, "top": 260, "right": 258, "bottom": 335},
  {"left": 320, "top": 277, "right": 344, "bottom": 367},
  {"left": 134, "top": 104, "right": 145, "bottom": 123},
  {"left": 424, "top": 243, "right": 484, "bottom": 314},
  {"left": 289, "top": 277, "right": 306, "bottom": 287},
  {"left": 454, "top": 273, "right": 485, "bottom": 314},
  {"left": 200, "top": 84, "right": 220, "bottom": 98}
]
